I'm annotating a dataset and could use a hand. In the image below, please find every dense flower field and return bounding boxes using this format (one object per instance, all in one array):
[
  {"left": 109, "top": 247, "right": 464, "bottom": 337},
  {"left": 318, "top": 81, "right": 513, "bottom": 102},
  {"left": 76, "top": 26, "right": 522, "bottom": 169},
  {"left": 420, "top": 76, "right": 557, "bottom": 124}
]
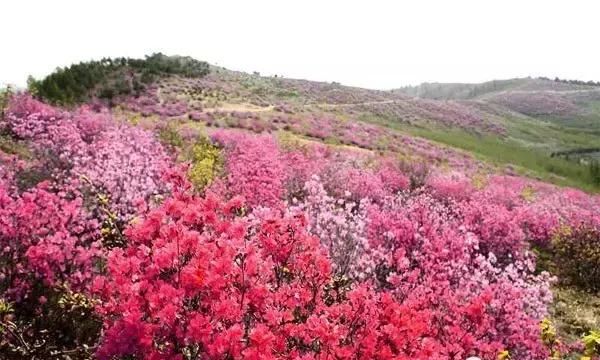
[{"left": 1, "top": 94, "right": 600, "bottom": 359}]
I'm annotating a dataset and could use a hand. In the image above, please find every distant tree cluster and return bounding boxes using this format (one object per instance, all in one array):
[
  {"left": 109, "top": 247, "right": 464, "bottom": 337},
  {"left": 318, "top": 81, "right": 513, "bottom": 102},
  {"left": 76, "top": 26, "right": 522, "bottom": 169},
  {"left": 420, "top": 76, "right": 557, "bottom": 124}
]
[
  {"left": 551, "top": 147, "right": 600, "bottom": 158},
  {"left": 538, "top": 76, "right": 600, "bottom": 87},
  {"left": 28, "top": 53, "right": 210, "bottom": 106}
]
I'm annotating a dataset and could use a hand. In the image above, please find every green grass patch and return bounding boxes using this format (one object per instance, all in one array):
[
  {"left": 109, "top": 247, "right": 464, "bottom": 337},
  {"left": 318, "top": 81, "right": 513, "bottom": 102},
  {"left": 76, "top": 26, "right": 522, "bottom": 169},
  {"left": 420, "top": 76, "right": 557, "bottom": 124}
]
[{"left": 357, "top": 113, "right": 600, "bottom": 192}]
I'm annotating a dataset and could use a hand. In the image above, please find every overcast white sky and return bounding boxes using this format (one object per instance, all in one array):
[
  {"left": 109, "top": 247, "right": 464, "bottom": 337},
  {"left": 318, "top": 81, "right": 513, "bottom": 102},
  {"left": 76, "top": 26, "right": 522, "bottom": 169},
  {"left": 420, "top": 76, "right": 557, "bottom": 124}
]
[{"left": 2, "top": 0, "right": 600, "bottom": 89}]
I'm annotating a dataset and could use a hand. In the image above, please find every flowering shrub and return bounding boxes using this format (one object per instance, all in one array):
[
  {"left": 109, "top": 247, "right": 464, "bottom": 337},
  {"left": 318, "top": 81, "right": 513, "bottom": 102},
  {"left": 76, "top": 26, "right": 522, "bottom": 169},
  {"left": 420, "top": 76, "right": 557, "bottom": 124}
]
[
  {"left": 0, "top": 181, "right": 103, "bottom": 359},
  {"left": 426, "top": 170, "right": 474, "bottom": 202},
  {"left": 290, "top": 176, "right": 370, "bottom": 279},
  {"left": 74, "top": 124, "right": 171, "bottom": 220},
  {"left": 92, "top": 184, "right": 555, "bottom": 359},
  {"left": 0, "top": 181, "right": 101, "bottom": 300},
  {"left": 94, "top": 190, "right": 360, "bottom": 359},
  {"left": 362, "top": 192, "right": 553, "bottom": 359},
  {"left": 212, "top": 130, "right": 284, "bottom": 208},
  {"left": 376, "top": 159, "right": 410, "bottom": 194},
  {"left": 3, "top": 95, "right": 172, "bottom": 223},
  {"left": 280, "top": 141, "right": 330, "bottom": 200},
  {"left": 461, "top": 199, "right": 527, "bottom": 262}
]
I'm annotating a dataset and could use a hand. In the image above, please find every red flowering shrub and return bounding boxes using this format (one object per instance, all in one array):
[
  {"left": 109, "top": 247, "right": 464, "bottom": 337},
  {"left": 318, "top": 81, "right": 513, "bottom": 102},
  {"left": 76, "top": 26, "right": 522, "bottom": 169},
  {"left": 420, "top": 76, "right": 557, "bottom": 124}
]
[
  {"left": 0, "top": 181, "right": 101, "bottom": 300},
  {"left": 281, "top": 143, "right": 331, "bottom": 200},
  {"left": 212, "top": 130, "right": 285, "bottom": 208},
  {"left": 461, "top": 199, "right": 527, "bottom": 262},
  {"left": 0, "top": 180, "right": 103, "bottom": 359},
  {"left": 363, "top": 193, "right": 553, "bottom": 359},
  {"left": 375, "top": 159, "right": 410, "bottom": 194},
  {"left": 92, "top": 184, "right": 554, "bottom": 359},
  {"left": 426, "top": 170, "right": 474, "bottom": 202},
  {"left": 95, "top": 190, "right": 379, "bottom": 359}
]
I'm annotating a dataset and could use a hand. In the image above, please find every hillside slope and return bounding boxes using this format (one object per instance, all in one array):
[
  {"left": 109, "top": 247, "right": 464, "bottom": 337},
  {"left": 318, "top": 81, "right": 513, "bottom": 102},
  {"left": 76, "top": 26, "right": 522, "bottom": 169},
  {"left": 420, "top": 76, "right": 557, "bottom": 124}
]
[
  {"left": 101, "top": 66, "right": 600, "bottom": 191},
  {"left": 397, "top": 78, "right": 600, "bottom": 130},
  {"left": 23, "top": 56, "right": 600, "bottom": 191}
]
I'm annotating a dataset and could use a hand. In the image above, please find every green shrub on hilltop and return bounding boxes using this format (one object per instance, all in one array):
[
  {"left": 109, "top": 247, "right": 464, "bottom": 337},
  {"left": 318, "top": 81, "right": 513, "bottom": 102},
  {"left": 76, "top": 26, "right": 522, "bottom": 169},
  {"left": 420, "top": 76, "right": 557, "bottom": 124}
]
[{"left": 28, "top": 53, "right": 210, "bottom": 106}]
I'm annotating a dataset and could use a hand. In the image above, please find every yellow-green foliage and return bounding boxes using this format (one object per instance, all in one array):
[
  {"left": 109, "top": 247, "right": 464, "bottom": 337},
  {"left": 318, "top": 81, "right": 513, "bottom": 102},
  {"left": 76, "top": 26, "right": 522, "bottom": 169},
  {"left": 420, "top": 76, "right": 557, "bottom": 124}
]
[
  {"left": 58, "top": 287, "right": 97, "bottom": 312},
  {"left": 540, "top": 319, "right": 562, "bottom": 359},
  {"left": 520, "top": 184, "right": 536, "bottom": 202},
  {"left": 0, "top": 136, "right": 32, "bottom": 159},
  {"left": 471, "top": 172, "right": 488, "bottom": 190},
  {"left": 277, "top": 131, "right": 303, "bottom": 150},
  {"left": 582, "top": 330, "right": 600, "bottom": 359},
  {"left": 187, "top": 137, "right": 222, "bottom": 190},
  {"left": 0, "top": 298, "right": 13, "bottom": 316},
  {"left": 159, "top": 123, "right": 184, "bottom": 148},
  {"left": 1, "top": 85, "right": 13, "bottom": 117},
  {"left": 497, "top": 349, "right": 511, "bottom": 359},
  {"left": 80, "top": 175, "right": 126, "bottom": 248}
]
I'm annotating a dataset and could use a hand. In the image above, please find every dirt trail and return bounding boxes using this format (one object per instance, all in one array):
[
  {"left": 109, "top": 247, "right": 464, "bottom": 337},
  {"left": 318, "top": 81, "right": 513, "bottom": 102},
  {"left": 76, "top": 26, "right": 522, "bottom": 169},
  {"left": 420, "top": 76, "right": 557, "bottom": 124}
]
[
  {"left": 202, "top": 103, "right": 275, "bottom": 113},
  {"left": 203, "top": 100, "right": 398, "bottom": 113},
  {"left": 306, "top": 99, "right": 397, "bottom": 108}
]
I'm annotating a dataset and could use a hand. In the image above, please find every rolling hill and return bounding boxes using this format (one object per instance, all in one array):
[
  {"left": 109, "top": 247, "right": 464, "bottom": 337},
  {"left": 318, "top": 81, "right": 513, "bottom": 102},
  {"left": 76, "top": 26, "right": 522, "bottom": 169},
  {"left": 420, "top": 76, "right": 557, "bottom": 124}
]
[{"left": 89, "top": 64, "right": 600, "bottom": 191}]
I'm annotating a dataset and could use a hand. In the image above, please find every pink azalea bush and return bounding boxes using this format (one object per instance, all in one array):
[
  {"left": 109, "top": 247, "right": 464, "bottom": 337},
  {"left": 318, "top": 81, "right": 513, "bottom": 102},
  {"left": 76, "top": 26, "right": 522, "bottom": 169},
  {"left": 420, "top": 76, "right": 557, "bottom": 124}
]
[
  {"left": 0, "top": 181, "right": 101, "bottom": 301},
  {"left": 289, "top": 176, "right": 370, "bottom": 279},
  {"left": 2, "top": 94, "right": 172, "bottom": 222},
  {"left": 211, "top": 130, "right": 285, "bottom": 208},
  {"left": 74, "top": 124, "right": 171, "bottom": 218}
]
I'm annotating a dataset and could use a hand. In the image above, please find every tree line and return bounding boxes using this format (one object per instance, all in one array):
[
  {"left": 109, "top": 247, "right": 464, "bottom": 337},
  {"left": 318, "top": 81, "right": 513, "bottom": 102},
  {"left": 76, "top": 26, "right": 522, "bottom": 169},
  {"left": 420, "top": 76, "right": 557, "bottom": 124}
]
[
  {"left": 28, "top": 53, "right": 210, "bottom": 106},
  {"left": 538, "top": 76, "right": 600, "bottom": 87}
]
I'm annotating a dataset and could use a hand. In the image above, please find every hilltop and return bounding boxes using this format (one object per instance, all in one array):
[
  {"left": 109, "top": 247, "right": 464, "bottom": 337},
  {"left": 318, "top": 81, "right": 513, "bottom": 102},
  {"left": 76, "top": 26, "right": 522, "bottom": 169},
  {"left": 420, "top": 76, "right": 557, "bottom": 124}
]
[{"left": 397, "top": 77, "right": 600, "bottom": 129}]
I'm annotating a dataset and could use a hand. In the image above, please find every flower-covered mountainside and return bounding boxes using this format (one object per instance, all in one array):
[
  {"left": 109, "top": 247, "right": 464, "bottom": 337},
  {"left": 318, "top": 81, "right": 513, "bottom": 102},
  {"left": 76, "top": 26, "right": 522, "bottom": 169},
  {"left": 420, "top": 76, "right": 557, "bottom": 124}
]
[{"left": 1, "top": 55, "right": 599, "bottom": 359}]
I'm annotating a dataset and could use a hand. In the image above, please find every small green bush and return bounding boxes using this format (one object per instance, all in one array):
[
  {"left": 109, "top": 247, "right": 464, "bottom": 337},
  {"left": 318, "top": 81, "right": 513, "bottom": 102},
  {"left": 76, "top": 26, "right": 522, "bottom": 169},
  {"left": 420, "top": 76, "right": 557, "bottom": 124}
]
[
  {"left": 583, "top": 330, "right": 600, "bottom": 359},
  {"left": 187, "top": 137, "right": 222, "bottom": 190},
  {"left": 0, "top": 287, "right": 101, "bottom": 359},
  {"left": 0, "top": 85, "right": 12, "bottom": 122},
  {"left": 158, "top": 124, "right": 184, "bottom": 149},
  {"left": 591, "top": 160, "right": 600, "bottom": 186},
  {"left": 552, "top": 225, "right": 600, "bottom": 291}
]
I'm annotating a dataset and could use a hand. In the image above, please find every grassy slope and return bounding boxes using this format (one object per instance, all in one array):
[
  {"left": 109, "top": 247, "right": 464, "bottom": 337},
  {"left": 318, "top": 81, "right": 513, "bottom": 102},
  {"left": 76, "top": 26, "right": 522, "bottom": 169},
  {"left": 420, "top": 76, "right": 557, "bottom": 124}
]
[
  {"left": 148, "top": 68, "right": 600, "bottom": 191},
  {"left": 358, "top": 79, "right": 600, "bottom": 191},
  {"left": 357, "top": 111, "right": 599, "bottom": 191}
]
